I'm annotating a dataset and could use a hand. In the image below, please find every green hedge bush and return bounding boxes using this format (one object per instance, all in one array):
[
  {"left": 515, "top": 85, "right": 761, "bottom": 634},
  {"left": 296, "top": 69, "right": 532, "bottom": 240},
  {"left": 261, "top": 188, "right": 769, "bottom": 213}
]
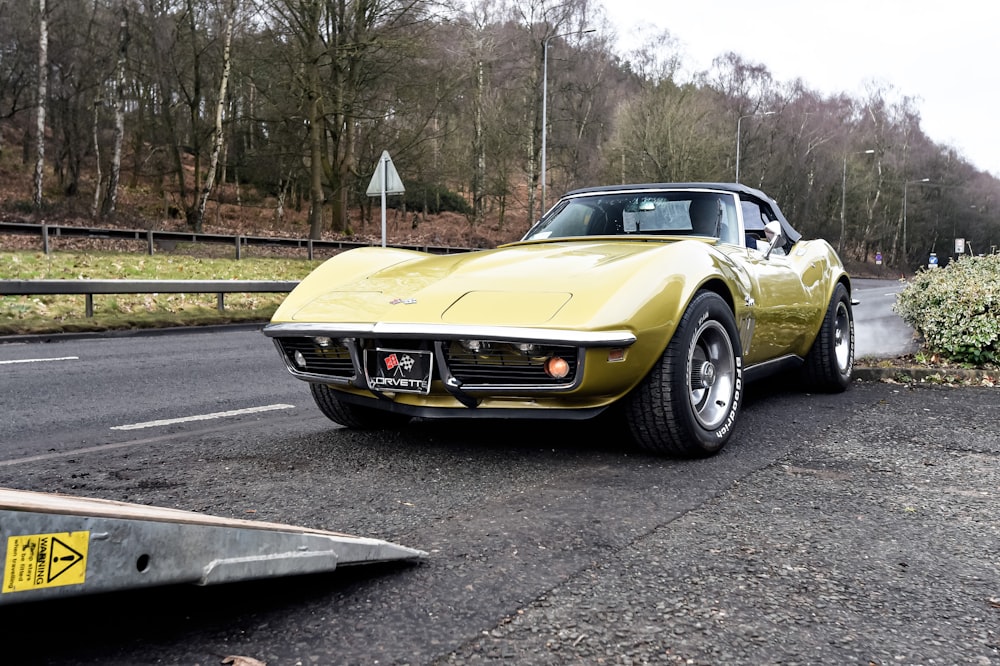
[{"left": 893, "top": 254, "right": 1000, "bottom": 365}]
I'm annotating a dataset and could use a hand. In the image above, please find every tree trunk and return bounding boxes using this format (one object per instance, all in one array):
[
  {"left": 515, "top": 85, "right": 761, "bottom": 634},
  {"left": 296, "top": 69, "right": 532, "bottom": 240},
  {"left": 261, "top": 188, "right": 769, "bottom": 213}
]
[
  {"left": 306, "top": 36, "right": 325, "bottom": 240},
  {"left": 91, "top": 98, "right": 101, "bottom": 218},
  {"left": 525, "top": 43, "right": 542, "bottom": 225},
  {"left": 149, "top": 2, "right": 188, "bottom": 223},
  {"left": 307, "top": 91, "right": 325, "bottom": 239},
  {"left": 194, "top": 2, "right": 236, "bottom": 233},
  {"left": 472, "top": 56, "right": 485, "bottom": 225},
  {"left": 183, "top": 0, "right": 203, "bottom": 229},
  {"left": 32, "top": 0, "right": 48, "bottom": 211},
  {"left": 102, "top": 3, "right": 129, "bottom": 219},
  {"left": 329, "top": 116, "right": 356, "bottom": 235}
]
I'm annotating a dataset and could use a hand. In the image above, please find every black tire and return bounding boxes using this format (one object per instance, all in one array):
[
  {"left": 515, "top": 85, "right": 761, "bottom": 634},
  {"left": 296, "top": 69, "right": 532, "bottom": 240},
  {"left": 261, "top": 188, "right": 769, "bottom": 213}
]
[
  {"left": 309, "top": 383, "right": 411, "bottom": 429},
  {"left": 801, "top": 282, "right": 854, "bottom": 392},
  {"left": 626, "top": 291, "right": 744, "bottom": 457}
]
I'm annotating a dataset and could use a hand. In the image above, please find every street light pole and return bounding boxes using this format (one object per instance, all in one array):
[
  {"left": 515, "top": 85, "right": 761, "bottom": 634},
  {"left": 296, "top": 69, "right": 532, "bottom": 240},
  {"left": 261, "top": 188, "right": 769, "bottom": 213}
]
[
  {"left": 840, "top": 149, "right": 875, "bottom": 254},
  {"left": 541, "top": 28, "right": 594, "bottom": 211},
  {"left": 903, "top": 177, "right": 930, "bottom": 263},
  {"left": 735, "top": 111, "right": 776, "bottom": 184}
]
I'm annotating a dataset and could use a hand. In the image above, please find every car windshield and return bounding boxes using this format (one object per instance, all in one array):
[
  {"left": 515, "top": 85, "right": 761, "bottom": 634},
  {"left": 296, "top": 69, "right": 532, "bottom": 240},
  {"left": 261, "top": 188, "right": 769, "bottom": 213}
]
[{"left": 524, "top": 191, "right": 741, "bottom": 245}]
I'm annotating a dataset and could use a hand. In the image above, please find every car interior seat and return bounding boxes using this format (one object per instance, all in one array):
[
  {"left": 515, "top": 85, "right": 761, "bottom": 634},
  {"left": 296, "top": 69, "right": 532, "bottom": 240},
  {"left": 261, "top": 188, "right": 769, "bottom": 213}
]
[
  {"left": 587, "top": 206, "right": 624, "bottom": 235},
  {"left": 689, "top": 198, "right": 722, "bottom": 237}
]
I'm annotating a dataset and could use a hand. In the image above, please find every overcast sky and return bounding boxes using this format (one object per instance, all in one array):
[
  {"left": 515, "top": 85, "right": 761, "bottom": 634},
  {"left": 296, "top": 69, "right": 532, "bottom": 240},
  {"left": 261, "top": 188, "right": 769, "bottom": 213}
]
[{"left": 602, "top": 0, "right": 1000, "bottom": 177}]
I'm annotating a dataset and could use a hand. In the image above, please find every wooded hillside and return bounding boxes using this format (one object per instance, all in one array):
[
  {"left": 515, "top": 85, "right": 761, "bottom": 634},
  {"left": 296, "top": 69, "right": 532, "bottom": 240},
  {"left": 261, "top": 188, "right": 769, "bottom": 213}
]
[{"left": 2, "top": 0, "right": 998, "bottom": 271}]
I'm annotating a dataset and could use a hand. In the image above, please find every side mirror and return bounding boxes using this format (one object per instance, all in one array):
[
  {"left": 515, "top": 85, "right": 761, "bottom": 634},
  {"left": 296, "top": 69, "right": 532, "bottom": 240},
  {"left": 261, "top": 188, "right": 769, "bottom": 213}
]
[{"left": 762, "top": 220, "right": 784, "bottom": 259}]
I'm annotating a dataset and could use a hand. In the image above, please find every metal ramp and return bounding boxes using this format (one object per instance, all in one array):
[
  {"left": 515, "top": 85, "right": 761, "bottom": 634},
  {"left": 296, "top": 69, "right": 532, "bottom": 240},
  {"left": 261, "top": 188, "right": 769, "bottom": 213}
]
[{"left": 1, "top": 488, "right": 426, "bottom": 605}]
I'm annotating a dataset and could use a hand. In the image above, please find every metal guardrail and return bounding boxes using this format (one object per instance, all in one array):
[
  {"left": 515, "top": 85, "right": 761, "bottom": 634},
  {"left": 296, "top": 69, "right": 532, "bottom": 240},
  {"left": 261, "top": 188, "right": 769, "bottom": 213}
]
[
  {"left": 0, "top": 221, "right": 470, "bottom": 259},
  {"left": 0, "top": 279, "right": 299, "bottom": 317}
]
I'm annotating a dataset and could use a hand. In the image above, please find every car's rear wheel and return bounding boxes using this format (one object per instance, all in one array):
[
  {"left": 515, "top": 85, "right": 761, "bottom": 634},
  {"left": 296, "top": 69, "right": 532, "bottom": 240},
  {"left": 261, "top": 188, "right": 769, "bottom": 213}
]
[
  {"left": 627, "top": 291, "right": 743, "bottom": 456},
  {"left": 310, "top": 383, "right": 411, "bottom": 429},
  {"left": 801, "top": 282, "right": 854, "bottom": 392}
]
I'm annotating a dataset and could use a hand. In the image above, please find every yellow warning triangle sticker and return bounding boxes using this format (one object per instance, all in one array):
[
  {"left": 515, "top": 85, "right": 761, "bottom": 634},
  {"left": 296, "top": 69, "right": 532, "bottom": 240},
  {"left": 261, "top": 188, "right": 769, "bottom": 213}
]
[
  {"left": 3, "top": 531, "right": 89, "bottom": 593},
  {"left": 48, "top": 537, "right": 85, "bottom": 582}
]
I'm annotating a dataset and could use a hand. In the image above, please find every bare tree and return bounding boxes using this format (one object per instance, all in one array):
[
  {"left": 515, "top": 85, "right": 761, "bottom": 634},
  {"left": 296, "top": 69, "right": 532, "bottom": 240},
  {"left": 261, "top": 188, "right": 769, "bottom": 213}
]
[
  {"left": 470, "top": 52, "right": 485, "bottom": 223},
  {"left": 0, "top": 1, "right": 41, "bottom": 157},
  {"left": 547, "top": 31, "right": 618, "bottom": 193},
  {"left": 194, "top": 0, "right": 238, "bottom": 231},
  {"left": 507, "top": 0, "right": 593, "bottom": 221},
  {"left": 467, "top": 5, "right": 494, "bottom": 225},
  {"left": 0, "top": 0, "right": 996, "bottom": 269},
  {"left": 613, "top": 79, "right": 728, "bottom": 183},
  {"left": 102, "top": 1, "right": 131, "bottom": 218},
  {"left": 32, "top": 0, "right": 48, "bottom": 210},
  {"left": 90, "top": 97, "right": 102, "bottom": 217}
]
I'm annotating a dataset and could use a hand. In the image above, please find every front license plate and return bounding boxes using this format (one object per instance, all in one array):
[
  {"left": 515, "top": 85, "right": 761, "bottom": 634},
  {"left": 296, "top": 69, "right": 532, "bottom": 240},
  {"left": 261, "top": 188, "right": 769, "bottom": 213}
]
[{"left": 365, "top": 348, "right": 433, "bottom": 394}]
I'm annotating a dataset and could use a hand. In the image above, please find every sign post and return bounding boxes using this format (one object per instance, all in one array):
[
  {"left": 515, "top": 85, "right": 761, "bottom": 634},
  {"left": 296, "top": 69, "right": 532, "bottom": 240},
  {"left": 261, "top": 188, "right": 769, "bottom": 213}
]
[{"left": 366, "top": 151, "right": 405, "bottom": 247}]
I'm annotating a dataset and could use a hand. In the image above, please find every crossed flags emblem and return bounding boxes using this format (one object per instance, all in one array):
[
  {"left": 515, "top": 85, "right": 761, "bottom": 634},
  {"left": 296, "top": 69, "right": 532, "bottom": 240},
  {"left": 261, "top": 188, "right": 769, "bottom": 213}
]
[{"left": 384, "top": 353, "right": 415, "bottom": 374}]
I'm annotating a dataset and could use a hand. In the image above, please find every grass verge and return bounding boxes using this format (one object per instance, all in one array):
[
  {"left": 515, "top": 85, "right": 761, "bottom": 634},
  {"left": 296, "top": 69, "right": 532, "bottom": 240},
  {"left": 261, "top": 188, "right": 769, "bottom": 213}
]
[{"left": 1, "top": 250, "right": 320, "bottom": 336}]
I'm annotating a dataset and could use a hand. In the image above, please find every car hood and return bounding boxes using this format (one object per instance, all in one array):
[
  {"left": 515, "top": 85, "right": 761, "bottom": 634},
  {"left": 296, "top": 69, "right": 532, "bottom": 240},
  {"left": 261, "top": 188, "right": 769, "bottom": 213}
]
[{"left": 277, "top": 239, "right": 722, "bottom": 328}]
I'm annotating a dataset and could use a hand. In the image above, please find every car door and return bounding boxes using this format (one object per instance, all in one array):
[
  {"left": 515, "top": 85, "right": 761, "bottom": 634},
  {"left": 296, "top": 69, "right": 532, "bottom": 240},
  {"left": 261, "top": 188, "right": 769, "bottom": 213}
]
[{"left": 737, "top": 199, "right": 815, "bottom": 362}]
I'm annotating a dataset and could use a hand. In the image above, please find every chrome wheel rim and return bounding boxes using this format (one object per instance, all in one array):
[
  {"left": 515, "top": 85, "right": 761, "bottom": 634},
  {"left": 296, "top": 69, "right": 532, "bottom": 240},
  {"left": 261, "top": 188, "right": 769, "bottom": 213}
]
[
  {"left": 834, "top": 301, "right": 852, "bottom": 373},
  {"left": 688, "top": 320, "right": 736, "bottom": 430}
]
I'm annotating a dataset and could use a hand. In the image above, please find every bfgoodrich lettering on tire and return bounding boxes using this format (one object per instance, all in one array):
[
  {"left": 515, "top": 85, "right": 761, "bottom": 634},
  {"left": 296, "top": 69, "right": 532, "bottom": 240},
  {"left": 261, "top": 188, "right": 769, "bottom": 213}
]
[{"left": 626, "top": 290, "right": 744, "bottom": 457}]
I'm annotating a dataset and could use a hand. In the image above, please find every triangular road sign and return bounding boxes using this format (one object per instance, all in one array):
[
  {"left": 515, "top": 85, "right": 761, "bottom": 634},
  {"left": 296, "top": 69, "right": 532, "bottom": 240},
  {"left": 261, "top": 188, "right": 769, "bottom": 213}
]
[{"left": 366, "top": 150, "right": 405, "bottom": 196}]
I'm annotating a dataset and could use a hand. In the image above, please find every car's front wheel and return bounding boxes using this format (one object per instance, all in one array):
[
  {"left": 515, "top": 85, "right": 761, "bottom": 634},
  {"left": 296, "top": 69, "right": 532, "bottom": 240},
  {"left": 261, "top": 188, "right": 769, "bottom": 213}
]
[
  {"left": 626, "top": 291, "right": 743, "bottom": 457},
  {"left": 310, "top": 383, "right": 411, "bottom": 429}
]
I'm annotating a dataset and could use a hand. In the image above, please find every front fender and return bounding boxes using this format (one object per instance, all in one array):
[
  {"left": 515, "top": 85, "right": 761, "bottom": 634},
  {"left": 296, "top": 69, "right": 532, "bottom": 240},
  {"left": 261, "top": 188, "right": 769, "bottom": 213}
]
[
  {"left": 271, "top": 247, "right": 427, "bottom": 322},
  {"left": 551, "top": 241, "right": 749, "bottom": 390}
]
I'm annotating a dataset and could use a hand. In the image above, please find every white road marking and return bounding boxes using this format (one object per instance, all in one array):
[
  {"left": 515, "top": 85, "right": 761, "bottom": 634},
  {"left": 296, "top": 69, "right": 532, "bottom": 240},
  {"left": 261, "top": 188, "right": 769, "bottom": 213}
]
[
  {"left": 0, "top": 356, "right": 79, "bottom": 365},
  {"left": 111, "top": 403, "right": 296, "bottom": 431},
  {"left": 0, "top": 415, "right": 333, "bottom": 467}
]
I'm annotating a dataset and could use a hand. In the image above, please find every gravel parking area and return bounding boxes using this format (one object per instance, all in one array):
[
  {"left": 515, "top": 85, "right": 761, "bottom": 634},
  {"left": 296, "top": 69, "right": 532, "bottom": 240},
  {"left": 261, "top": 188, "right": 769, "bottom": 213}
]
[
  {"left": 1, "top": 369, "right": 997, "bottom": 665},
  {"left": 441, "top": 382, "right": 1000, "bottom": 665}
]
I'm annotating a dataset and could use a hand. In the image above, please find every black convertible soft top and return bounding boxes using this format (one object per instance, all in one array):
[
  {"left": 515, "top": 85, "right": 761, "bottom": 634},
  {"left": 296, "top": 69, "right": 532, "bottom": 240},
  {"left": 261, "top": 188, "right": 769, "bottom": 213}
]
[{"left": 560, "top": 182, "right": 802, "bottom": 245}]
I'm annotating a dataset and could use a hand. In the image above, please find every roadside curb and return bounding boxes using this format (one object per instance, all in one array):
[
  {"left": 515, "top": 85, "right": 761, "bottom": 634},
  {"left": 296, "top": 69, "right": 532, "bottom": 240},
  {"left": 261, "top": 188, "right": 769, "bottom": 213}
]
[{"left": 853, "top": 365, "right": 998, "bottom": 386}]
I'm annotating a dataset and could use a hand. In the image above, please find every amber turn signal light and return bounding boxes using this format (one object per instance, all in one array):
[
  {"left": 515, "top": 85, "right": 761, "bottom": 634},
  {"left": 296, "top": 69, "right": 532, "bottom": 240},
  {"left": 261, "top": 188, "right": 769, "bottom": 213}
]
[{"left": 544, "top": 356, "right": 570, "bottom": 379}]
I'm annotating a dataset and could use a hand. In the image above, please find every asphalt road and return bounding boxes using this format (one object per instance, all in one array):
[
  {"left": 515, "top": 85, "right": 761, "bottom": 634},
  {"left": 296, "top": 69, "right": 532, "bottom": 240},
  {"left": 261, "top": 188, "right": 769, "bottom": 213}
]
[
  {"left": 851, "top": 278, "right": 920, "bottom": 358},
  {"left": 0, "top": 327, "right": 304, "bottom": 459},
  {"left": 0, "top": 278, "right": 916, "bottom": 458},
  {"left": 0, "top": 284, "right": 996, "bottom": 665}
]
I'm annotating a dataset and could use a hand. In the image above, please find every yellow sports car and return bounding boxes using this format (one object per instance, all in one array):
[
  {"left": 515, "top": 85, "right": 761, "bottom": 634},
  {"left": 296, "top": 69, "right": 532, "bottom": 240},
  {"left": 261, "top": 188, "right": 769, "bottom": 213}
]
[{"left": 264, "top": 183, "right": 854, "bottom": 456}]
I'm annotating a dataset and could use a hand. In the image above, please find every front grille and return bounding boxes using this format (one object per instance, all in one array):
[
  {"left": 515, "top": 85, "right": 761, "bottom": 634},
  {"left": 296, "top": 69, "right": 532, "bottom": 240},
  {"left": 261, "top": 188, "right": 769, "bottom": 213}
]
[
  {"left": 274, "top": 336, "right": 581, "bottom": 389},
  {"left": 276, "top": 338, "right": 354, "bottom": 379},
  {"left": 444, "top": 341, "right": 579, "bottom": 387}
]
